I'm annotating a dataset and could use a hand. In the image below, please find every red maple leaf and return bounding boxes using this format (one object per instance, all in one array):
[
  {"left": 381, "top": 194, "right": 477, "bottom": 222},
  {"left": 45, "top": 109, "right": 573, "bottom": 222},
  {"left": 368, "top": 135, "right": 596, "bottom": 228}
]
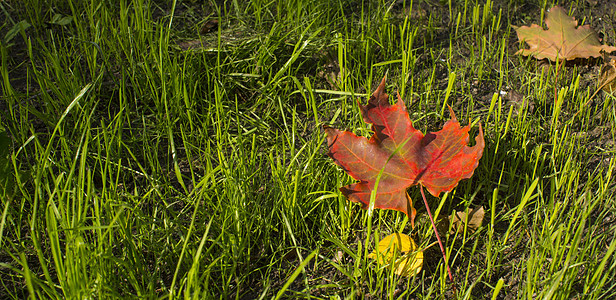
[{"left": 324, "top": 76, "right": 484, "bottom": 225}]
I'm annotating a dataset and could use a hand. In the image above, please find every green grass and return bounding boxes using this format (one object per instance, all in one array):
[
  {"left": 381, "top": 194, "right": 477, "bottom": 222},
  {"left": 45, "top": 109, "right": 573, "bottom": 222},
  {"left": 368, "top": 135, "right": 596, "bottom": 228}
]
[{"left": 1, "top": 0, "right": 616, "bottom": 298}]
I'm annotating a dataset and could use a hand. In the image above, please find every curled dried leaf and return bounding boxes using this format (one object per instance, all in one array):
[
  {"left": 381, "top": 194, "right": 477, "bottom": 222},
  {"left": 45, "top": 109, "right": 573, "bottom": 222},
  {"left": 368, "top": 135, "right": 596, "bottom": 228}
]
[
  {"left": 444, "top": 206, "right": 485, "bottom": 234},
  {"left": 599, "top": 55, "right": 616, "bottom": 93}
]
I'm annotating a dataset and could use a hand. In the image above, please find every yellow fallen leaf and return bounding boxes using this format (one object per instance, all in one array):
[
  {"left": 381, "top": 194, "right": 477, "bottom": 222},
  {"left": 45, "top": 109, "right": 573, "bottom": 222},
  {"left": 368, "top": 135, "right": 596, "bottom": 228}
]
[{"left": 368, "top": 233, "right": 423, "bottom": 276}]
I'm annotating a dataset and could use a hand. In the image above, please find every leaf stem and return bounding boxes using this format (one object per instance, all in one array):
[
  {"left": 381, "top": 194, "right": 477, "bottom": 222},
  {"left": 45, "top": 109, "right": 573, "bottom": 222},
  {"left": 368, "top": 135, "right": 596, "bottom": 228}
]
[{"left": 419, "top": 185, "right": 456, "bottom": 289}]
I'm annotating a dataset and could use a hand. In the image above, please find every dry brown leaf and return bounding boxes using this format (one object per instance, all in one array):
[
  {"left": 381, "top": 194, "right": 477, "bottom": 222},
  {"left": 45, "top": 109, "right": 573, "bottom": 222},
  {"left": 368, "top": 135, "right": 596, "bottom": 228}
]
[
  {"left": 178, "top": 40, "right": 205, "bottom": 50},
  {"left": 439, "top": 206, "right": 484, "bottom": 234},
  {"left": 599, "top": 55, "right": 616, "bottom": 93},
  {"left": 514, "top": 6, "right": 616, "bottom": 61},
  {"left": 571, "top": 55, "right": 616, "bottom": 119},
  {"left": 200, "top": 19, "right": 219, "bottom": 34}
]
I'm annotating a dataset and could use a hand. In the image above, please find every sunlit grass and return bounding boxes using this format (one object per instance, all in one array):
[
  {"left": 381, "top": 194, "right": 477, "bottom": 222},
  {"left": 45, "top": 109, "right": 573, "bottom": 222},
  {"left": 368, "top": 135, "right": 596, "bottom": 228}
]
[{"left": 1, "top": 0, "right": 615, "bottom": 299}]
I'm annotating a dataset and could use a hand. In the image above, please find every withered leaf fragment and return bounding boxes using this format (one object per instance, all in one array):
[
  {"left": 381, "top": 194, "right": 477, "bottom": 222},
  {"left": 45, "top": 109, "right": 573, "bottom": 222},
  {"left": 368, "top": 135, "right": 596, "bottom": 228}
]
[{"left": 599, "top": 55, "right": 616, "bottom": 93}]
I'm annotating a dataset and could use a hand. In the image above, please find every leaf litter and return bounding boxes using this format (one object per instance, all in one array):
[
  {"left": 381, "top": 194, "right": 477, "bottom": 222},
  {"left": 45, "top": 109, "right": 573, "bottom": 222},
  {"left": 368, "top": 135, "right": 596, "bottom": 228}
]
[{"left": 438, "top": 206, "right": 485, "bottom": 235}]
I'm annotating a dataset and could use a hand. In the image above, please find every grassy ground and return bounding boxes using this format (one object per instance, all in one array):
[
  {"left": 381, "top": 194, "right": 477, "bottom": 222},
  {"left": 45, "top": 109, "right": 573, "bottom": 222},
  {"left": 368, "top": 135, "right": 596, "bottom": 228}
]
[{"left": 1, "top": 0, "right": 616, "bottom": 298}]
